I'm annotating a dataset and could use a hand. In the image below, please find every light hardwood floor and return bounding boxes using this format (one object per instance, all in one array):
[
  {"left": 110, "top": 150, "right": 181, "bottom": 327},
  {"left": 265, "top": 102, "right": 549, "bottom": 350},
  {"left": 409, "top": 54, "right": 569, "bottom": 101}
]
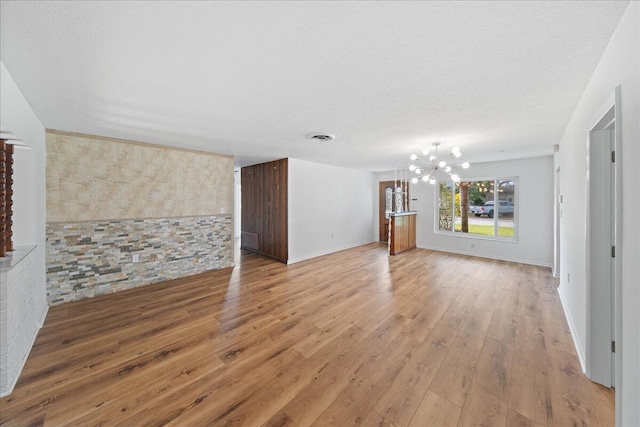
[{"left": 0, "top": 244, "right": 614, "bottom": 426}]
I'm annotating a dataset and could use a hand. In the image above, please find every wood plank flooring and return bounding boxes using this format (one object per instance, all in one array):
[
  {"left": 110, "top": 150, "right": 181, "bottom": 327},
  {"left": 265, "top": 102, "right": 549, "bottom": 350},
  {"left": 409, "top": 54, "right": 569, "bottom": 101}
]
[{"left": 0, "top": 243, "right": 614, "bottom": 426}]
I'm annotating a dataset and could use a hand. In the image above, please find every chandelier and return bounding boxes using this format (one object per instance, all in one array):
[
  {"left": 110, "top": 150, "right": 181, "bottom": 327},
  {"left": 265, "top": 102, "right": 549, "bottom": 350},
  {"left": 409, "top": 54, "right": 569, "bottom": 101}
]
[{"left": 409, "top": 142, "right": 470, "bottom": 184}]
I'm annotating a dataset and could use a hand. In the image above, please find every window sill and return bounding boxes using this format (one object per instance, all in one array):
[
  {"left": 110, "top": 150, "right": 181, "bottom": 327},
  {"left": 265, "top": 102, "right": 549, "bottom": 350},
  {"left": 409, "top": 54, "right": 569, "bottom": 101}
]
[{"left": 434, "top": 230, "right": 518, "bottom": 243}]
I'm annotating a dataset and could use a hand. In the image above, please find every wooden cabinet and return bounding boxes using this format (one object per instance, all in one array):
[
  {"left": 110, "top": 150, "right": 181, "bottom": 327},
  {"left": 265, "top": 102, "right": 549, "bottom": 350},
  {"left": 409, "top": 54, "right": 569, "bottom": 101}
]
[
  {"left": 241, "top": 159, "right": 288, "bottom": 263},
  {"left": 389, "top": 212, "right": 416, "bottom": 255}
]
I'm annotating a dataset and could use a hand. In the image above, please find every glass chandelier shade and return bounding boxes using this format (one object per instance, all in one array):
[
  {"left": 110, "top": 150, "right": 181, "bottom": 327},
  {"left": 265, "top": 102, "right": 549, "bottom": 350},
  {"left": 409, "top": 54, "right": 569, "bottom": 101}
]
[{"left": 409, "top": 142, "right": 470, "bottom": 185}]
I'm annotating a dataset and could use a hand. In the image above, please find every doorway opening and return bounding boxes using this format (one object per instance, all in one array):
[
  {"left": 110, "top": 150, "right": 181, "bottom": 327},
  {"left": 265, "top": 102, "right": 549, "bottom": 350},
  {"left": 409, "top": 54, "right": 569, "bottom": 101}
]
[
  {"left": 554, "top": 165, "right": 561, "bottom": 277},
  {"left": 233, "top": 167, "right": 241, "bottom": 260},
  {"left": 378, "top": 180, "right": 409, "bottom": 242}
]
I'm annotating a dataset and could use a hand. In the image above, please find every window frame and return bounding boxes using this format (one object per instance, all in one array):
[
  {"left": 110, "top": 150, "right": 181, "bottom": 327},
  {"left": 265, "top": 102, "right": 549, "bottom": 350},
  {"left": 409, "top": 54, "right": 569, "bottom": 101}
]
[{"left": 434, "top": 176, "right": 519, "bottom": 242}]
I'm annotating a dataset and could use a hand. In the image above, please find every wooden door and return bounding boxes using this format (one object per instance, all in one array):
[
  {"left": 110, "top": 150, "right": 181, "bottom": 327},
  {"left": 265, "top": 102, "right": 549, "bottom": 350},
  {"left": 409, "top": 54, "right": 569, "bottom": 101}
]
[
  {"left": 379, "top": 180, "right": 409, "bottom": 242},
  {"left": 241, "top": 159, "right": 288, "bottom": 263}
]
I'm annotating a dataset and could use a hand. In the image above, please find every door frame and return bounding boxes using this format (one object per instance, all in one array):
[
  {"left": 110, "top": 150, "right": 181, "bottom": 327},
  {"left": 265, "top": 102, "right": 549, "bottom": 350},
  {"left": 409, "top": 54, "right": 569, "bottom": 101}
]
[
  {"left": 553, "top": 164, "right": 561, "bottom": 278},
  {"left": 379, "top": 180, "right": 409, "bottom": 242},
  {"left": 585, "top": 86, "right": 622, "bottom": 390}
]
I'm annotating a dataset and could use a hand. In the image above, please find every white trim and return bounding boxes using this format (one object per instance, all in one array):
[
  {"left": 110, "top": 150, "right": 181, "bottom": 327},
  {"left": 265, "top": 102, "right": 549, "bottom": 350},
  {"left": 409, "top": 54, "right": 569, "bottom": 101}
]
[
  {"left": 613, "top": 85, "right": 623, "bottom": 424},
  {"left": 558, "top": 285, "right": 587, "bottom": 373},
  {"left": 584, "top": 103, "right": 616, "bottom": 386},
  {"left": 553, "top": 155, "right": 561, "bottom": 279},
  {"left": 419, "top": 245, "right": 553, "bottom": 269},
  {"left": 38, "top": 304, "right": 49, "bottom": 328},
  {"left": 287, "top": 240, "right": 376, "bottom": 265},
  {"left": 290, "top": 240, "right": 553, "bottom": 269},
  {"left": 433, "top": 230, "right": 519, "bottom": 243}
]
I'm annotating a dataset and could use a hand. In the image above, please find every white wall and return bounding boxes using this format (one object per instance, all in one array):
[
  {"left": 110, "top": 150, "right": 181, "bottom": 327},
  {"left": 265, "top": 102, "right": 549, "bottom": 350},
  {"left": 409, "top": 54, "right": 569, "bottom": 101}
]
[
  {"left": 288, "top": 158, "right": 376, "bottom": 264},
  {"left": 377, "top": 156, "right": 554, "bottom": 267},
  {"left": 0, "top": 60, "right": 46, "bottom": 290},
  {"left": 0, "top": 60, "right": 48, "bottom": 396},
  {"left": 12, "top": 148, "right": 37, "bottom": 246},
  {"left": 557, "top": 3, "right": 639, "bottom": 425},
  {"left": 1, "top": 248, "right": 39, "bottom": 396}
]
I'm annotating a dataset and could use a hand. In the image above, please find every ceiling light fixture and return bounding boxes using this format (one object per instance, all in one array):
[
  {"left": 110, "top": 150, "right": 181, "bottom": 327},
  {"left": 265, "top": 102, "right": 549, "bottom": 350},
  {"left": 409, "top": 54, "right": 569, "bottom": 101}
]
[{"left": 409, "top": 142, "right": 470, "bottom": 185}]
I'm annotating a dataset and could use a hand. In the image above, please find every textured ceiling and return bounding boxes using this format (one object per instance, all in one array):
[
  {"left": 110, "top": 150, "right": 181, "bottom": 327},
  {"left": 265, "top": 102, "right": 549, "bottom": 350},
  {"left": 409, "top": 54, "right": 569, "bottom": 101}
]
[{"left": 0, "top": 1, "right": 629, "bottom": 170}]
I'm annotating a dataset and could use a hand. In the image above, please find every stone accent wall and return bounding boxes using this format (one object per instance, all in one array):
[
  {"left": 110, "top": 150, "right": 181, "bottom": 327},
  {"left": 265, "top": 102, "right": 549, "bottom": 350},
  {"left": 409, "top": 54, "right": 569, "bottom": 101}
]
[
  {"left": 46, "top": 215, "right": 233, "bottom": 305},
  {"left": 44, "top": 130, "right": 235, "bottom": 305}
]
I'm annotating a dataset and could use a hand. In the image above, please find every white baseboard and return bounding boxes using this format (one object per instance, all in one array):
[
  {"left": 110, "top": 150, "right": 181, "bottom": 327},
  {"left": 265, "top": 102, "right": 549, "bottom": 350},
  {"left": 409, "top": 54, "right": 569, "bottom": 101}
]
[
  {"left": 287, "top": 240, "right": 376, "bottom": 264},
  {"left": 289, "top": 241, "right": 552, "bottom": 269},
  {"left": 420, "top": 245, "right": 553, "bottom": 269},
  {"left": 557, "top": 285, "right": 586, "bottom": 373},
  {"left": 38, "top": 302, "right": 49, "bottom": 327}
]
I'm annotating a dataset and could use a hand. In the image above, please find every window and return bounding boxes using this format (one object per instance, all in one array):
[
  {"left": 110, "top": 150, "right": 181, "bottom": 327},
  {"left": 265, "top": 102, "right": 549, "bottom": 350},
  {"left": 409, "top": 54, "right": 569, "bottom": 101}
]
[{"left": 437, "top": 177, "right": 517, "bottom": 240}]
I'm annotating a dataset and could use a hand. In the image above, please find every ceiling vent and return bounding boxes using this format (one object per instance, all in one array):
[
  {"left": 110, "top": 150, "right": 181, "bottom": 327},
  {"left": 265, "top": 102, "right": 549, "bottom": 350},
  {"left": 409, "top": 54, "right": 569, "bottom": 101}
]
[{"left": 307, "top": 134, "right": 335, "bottom": 142}]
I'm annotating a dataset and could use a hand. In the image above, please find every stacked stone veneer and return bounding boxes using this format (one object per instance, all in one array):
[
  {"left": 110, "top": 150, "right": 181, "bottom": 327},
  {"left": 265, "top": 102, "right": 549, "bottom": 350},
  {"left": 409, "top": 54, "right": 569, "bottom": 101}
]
[{"left": 46, "top": 215, "right": 233, "bottom": 305}]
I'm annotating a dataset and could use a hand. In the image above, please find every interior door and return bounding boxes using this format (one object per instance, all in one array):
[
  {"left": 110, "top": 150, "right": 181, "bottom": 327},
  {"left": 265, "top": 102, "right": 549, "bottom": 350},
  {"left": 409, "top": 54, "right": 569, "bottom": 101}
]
[
  {"left": 379, "top": 181, "right": 393, "bottom": 242},
  {"left": 587, "top": 106, "right": 616, "bottom": 387},
  {"left": 379, "top": 180, "right": 409, "bottom": 242}
]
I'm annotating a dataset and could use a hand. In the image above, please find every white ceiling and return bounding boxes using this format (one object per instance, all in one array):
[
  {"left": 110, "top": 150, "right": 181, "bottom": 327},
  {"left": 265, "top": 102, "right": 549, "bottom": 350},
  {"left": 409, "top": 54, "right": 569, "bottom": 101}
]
[{"left": 0, "top": 1, "right": 629, "bottom": 171}]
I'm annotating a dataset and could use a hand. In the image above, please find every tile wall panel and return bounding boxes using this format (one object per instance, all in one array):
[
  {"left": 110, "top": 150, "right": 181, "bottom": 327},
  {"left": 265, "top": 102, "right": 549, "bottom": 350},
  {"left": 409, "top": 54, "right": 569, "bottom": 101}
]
[{"left": 46, "top": 215, "right": 233, "bottom": 305}]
